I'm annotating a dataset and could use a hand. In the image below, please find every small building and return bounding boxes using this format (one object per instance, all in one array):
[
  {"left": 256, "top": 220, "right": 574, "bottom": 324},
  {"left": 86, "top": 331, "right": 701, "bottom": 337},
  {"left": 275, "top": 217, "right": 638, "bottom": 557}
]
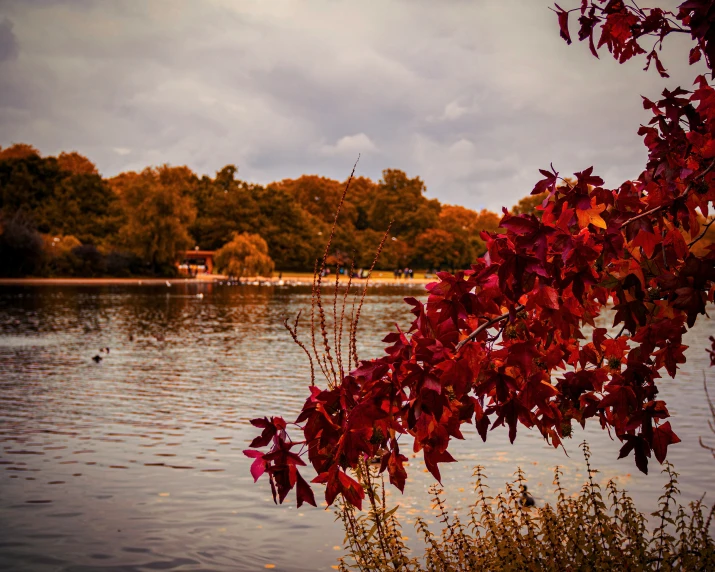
[{"left": 178, "top": 250, "right": 215, "bottom": 275}]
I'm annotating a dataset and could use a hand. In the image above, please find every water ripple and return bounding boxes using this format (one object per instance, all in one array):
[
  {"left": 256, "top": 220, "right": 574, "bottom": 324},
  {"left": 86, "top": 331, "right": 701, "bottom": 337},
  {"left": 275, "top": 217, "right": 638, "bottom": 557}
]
[{"left": 0, "top": 283, "right": 712, "bottom": 571}]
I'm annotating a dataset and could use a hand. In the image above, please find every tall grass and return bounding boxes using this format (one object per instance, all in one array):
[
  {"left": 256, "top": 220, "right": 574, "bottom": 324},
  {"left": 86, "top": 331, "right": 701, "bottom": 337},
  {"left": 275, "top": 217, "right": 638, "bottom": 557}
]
[{"left": 335, "top": 443, "right": 714, "bottom": 571}]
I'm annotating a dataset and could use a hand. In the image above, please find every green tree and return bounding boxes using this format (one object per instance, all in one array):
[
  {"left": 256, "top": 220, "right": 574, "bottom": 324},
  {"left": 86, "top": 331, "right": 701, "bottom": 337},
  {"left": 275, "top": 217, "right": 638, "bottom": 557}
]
[
  {"left": 214, "top": 232, "right": 274, "bottom": 280},
  {"left": 115, "top": 166, "right": 197, "bottom": 274}
]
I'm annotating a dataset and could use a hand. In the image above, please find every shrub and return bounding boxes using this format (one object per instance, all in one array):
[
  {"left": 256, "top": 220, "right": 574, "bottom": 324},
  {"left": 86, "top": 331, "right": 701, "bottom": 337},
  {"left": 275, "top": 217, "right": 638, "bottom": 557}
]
[
  {"left": 337, "top": 444, "right": 715, "bottom": 571},
  {"left": 214, "top": 232, "right": 274, "bottom": 280},
  {"left": 0, "top": 214, "right": 45, "bottom": 276}
]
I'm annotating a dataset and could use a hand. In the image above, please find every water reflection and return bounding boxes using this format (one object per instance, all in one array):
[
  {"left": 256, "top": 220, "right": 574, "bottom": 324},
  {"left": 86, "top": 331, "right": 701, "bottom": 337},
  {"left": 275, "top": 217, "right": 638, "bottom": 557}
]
[{"left": 0, "top": 283, "right": 713, "bottom": 571}]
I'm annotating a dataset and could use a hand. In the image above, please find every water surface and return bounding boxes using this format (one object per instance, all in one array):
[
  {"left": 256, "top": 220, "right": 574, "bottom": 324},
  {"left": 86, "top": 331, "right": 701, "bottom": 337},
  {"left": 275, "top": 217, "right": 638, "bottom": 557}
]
[{"left": 0, "top": 283, "right": 713, "bottom": 571}]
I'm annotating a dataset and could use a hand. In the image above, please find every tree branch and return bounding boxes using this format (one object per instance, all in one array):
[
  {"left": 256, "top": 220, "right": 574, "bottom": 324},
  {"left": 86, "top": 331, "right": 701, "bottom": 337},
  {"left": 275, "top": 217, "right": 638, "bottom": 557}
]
[
  {"left": 688, "top": 217, "right": 715, "bottom": 247},
  {"left": 622, "top": 159, "right": 715, "bottom": 227},
  {"left": 455, "top": 304, "right": 525, "bottom": 353}
]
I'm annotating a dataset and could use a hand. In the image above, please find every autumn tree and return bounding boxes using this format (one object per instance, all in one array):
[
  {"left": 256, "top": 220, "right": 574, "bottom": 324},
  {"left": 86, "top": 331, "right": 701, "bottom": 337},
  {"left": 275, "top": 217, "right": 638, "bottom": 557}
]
[
  {"left": 511, "top": 192, "right": 549, "bottom": 215},
  {"left": 188, "top": 165, "right": 263, "bottom": 250},
  {"left": 245, "top": 0, "right": 715, "bottom": 512},
  {"left": 254, "top": 184, "right": 326, "bottom": 270},
  {"left": 114, "top": 166, "right": 197, "bottom": 274},
  {"left": 438, "top": 205, "right": 502, "bottom": 261},
  {"left": 0, "top": 143, "right": 40, "bottom": 160},
  {"left": 214, "top": 232, "right": 274, "bottom": 280},
  {"left": 0, "top": 148, "right": 119, "bottom": 245},
  {"left": 276, "top": 175, "right": 355, "bottom": 226},
  {"left": 0, "top": 213, "right": 45, "bottom": 277},
  {"left": 414, "top": 228, "right": 470, "bottom": 271},
  {"left": 368, "top": 169, "right": 441, "bottom": 242},
  {"left": 57, "top": 152, "right": 99, "bottom": 175}
]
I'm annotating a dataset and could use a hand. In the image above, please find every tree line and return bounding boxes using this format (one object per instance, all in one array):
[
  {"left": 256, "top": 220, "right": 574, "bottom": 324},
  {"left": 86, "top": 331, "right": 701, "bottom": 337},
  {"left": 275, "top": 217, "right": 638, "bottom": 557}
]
[{"left": 0, "top": 142, "right": 549, "bottom": 277}]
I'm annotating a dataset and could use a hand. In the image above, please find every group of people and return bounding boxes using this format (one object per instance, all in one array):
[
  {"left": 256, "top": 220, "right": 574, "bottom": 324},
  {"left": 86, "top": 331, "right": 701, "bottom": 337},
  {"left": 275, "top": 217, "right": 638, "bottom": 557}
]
[
  {"left": 393, "top": 267, "right": 414, "bottom": 279},
  {"left": 320, "top": 267, "right": 370, "bottom": 279}
]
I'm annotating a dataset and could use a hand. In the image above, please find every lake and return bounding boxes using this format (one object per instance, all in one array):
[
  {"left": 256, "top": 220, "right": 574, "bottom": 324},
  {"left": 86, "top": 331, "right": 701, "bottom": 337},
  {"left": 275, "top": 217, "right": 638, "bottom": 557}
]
[{"left": 0, "top": 282, "right": 713, "bottom": 571}]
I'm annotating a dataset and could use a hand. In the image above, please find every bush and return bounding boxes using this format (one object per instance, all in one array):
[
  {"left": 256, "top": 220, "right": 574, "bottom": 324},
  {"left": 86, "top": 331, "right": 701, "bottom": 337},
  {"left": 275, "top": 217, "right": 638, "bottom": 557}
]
[
  {"left": 214, "top": 232, "right": 274, "bottom": 280},
  {"left": 104, "top": 250, "right": 143, "bottom": 277},
  {"left": 338, "top": 444, "right": 714, "bottom": 571},
  {"left": 0, "top": 214, "right": 45, "bottom": 276}
]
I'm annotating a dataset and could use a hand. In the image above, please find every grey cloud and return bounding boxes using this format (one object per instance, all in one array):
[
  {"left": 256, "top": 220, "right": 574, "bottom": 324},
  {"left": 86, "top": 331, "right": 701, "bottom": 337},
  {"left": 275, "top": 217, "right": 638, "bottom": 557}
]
[
  {"left": 0, "top": 0, "right": 706, "bottom": 213},
  {"left": 0, "top": 17, "right": 18, "bottom": 62}
]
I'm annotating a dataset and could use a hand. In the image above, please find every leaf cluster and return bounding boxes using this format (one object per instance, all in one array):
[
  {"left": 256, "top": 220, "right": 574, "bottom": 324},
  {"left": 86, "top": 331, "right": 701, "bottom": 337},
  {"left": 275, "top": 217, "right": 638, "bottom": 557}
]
[{"left": 245, "top": 0, "right": 715, "bottom": 510}]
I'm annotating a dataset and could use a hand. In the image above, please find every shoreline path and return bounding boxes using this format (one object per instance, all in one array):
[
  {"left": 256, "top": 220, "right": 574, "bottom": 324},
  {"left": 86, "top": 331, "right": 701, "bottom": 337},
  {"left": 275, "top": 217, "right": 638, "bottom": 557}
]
[{"left": 0, "top": 274, "right": 434, "bottom": 286}]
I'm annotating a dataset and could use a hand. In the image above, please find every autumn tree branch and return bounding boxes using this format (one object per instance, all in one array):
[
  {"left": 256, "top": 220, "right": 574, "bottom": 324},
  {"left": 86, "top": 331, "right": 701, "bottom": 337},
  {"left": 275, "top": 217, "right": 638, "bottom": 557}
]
[
  {"left": 688, "top": 217, "right": 715, "bottom": 247},
  {"left": 455, "top": 304, "right": 525, "bottom": 353},
  {"left": 622, "top": 159, "right": 715, "bottom": 227}
]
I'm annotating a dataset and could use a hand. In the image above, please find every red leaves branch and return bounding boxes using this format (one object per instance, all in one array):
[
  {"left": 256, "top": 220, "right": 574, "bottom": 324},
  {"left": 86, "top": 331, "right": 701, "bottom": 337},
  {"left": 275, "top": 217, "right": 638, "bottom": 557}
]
[{"left": 245, "top": 1, "right": 715, "bottom": 509}]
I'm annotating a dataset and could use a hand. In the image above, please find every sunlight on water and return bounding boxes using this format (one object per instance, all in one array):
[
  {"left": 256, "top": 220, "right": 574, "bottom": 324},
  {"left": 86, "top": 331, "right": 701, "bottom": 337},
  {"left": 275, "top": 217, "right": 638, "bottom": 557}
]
[{"left": 0, "top": 283, "right": 713, "bottom": 571}]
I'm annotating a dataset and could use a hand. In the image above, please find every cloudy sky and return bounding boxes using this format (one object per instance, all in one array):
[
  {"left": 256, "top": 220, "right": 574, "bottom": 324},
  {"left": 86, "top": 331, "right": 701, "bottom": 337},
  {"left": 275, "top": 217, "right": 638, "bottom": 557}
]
[{"left": 0, "top": 1, "right": 703, "bottom": 212}]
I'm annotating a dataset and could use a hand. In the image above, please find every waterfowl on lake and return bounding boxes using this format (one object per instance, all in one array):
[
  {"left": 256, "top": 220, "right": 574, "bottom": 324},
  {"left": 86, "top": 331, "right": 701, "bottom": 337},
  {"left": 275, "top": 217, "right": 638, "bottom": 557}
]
[
  {"left": 92, "top": 355, "right": 102, "bottom": 363},
  {"left": 520, "top": 485, "right": 535, "bottom": 507}
]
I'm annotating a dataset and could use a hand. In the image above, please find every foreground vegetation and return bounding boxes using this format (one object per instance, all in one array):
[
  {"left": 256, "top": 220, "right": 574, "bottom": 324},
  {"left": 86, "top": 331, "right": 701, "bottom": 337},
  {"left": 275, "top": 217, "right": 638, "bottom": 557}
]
[
  {"left": 337, "top": 445, "right": 715, "bottom": 571},
  {"left": 240, "top": 3, "right": 715, "bottom": 571}
]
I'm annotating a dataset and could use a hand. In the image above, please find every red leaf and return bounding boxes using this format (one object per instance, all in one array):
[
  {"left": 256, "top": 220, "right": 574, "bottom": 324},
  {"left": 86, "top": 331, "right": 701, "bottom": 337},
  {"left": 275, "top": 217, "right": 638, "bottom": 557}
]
[
  {"left": 554, "top": 4, "right": 572, "bottom": 45},
  {"left": 690, "top": 45, "right": 702, "bottom": 65},
  {"left": 423, "top": 448, "right": 456, "bottom": 483},
  {"left": 652, "top": 422, "right": 681, "bottom": 464},
  {"left": 592, "top": 327, "right": 608, "bottom": 349},
  {"left": 296, "top": 471, "right": 317, "bottom": 508},
  {"left": 532, "top": 166, "right": 559, "bottom": 195},
  {"left": 533, "top": 285, "right": 560, "bottom": 310},
  {"left": 618, "top": 434, "right": 650, "bottom": 474},
  {"left": 387, "top": 450, "right": 408, "bottom": 493},
  {"left": 244, "top": 449, "right": 266, "bottom": 482},
  {"left": 631, "top": 230, "right": 659, "bottom": 258},
  {"left": 337, "top": 470, "right": 365, "bottom": 510}
]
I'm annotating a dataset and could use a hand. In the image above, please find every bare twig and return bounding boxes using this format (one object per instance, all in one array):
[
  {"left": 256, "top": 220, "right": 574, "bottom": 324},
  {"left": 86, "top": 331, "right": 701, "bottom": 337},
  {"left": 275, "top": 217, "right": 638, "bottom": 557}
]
[
  {"left": 351, "top": 224, "right": 391, "bottom": 367},
  {"left": 688, "top": 217, "right": 715, "bottom": 247},
  {"left": 314, "top": 156, "right": 360, "bottom": 386},
  {"left": 333, "top": 264, "right": 341, "bottom": 380},
  {"left": 310, "top": 260, "right": 330, "bottom": 383},
  {"left": 283, "top": 310, "right": 315, "bottom": 386},
  {"left": 337, "top": 258, "right": 355, "bottom": 380},
  {"left": 700, "top": 376, "right": 715, "bottom": 459},
  {"left": 455, "top": 304, "right": 525, "bottom": 353}
]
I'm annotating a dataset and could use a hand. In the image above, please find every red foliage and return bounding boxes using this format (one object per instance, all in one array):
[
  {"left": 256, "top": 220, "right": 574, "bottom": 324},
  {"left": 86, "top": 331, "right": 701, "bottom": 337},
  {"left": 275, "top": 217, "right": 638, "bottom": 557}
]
[{"left": 246, "top": 1, "right": 715, "bottom": 508}]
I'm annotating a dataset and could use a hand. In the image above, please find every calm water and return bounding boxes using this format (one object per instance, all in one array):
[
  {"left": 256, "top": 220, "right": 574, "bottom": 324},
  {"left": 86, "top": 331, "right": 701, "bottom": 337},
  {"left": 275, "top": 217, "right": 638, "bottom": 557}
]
[{"left": 0, "top": 283, "right": 713, "bottom": 571}]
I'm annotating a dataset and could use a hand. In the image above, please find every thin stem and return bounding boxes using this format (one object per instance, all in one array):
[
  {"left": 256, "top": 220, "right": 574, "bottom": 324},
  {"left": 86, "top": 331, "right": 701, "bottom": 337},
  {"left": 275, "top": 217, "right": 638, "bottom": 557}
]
[
  {"left": 455, "top": 304, "right": 525, "bottom": 353},
  {"left": 688, "top": 217, "right": 715, "bottom": 247}
]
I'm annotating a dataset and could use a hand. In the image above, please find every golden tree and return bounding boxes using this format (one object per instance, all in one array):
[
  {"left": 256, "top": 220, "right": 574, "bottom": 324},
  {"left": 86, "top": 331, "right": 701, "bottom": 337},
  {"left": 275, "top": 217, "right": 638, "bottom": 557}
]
[
  {"left": 114, "top": 166, "right": 197, "bottom": 273},
  {"left": 214, "top": 232, "right": 274, "bottom": 280}
]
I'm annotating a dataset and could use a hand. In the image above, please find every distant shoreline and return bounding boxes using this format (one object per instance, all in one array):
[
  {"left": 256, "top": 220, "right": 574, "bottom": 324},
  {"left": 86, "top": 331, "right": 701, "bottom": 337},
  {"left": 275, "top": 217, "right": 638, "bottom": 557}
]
[{"left": 0, "top": 274, "right": 434, "bottom": 286}]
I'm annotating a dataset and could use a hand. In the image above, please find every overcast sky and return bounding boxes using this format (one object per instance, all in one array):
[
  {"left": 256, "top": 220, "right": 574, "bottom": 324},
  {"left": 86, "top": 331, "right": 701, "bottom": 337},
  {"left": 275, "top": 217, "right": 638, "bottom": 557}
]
[{"left": 0, "top": 1, "right": 703, "bottom": 212}]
